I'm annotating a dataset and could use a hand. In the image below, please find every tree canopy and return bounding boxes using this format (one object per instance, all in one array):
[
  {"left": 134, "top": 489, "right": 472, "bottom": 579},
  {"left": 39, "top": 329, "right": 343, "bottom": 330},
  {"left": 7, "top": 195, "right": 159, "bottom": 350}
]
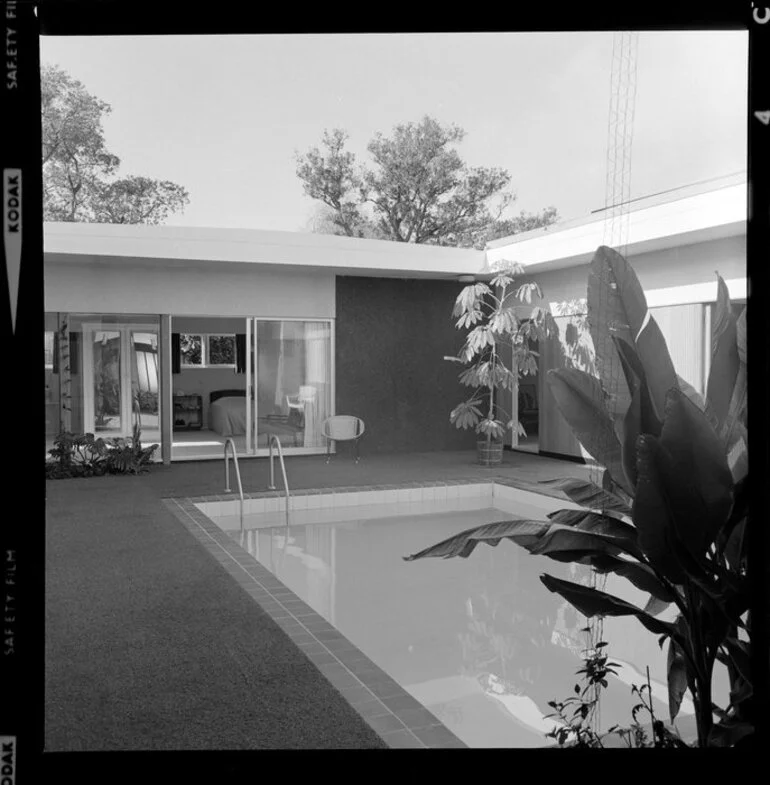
[
  {"left": 42, "top": 64, "right": 190, "bottom": 224},
  {"left": 295, "top": 116, "right": 558, "bottom": 248}
]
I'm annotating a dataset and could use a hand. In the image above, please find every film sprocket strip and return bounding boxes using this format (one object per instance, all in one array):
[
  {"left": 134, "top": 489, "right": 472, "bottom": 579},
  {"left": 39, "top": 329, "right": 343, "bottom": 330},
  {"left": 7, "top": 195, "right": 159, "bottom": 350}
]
[{"left": 1, "top": 2, "right": 43, "bottom": 781}]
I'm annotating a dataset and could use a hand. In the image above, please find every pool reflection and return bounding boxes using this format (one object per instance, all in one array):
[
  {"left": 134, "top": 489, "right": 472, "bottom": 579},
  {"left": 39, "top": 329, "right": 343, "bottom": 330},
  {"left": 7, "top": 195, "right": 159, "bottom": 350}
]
[{"left": 232, "top": 508, "right": 714, "bottom": 747}]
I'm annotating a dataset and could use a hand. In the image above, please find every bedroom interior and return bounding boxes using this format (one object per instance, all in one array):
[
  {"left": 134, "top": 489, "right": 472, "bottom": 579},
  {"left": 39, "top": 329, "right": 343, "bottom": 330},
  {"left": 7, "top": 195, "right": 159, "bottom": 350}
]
[{"left": 170, "top": 316, "right": 333, "bottom": 461}]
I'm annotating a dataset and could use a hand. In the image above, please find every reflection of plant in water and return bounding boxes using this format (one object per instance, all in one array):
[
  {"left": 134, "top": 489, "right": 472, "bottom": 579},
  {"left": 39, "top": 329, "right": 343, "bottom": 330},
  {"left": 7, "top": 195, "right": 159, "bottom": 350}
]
[{"left": 458, "top": 585, "right": 559, "bottom": 693}]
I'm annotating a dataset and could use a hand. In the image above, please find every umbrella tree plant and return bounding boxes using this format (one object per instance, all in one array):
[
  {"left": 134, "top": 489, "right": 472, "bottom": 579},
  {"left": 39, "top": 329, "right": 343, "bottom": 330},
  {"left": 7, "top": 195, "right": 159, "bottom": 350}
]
[
  {"left": 448, "top": 262, "right": 557, "bottom": 463},
  {"left": 408, "top": 246, "right": 750, "bottom": 747}
]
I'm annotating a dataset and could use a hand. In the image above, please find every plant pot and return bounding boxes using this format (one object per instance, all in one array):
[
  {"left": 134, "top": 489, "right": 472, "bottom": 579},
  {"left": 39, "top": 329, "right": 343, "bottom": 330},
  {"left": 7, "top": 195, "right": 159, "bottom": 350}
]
[{"left": 477, "top": 439, "right": 504, "bottom": 467}]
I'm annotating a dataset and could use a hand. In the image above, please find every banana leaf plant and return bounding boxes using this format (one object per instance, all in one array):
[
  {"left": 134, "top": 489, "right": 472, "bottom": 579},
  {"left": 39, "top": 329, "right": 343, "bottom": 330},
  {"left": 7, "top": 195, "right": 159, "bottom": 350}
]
[
  {"left": 407, "top": 246, "right": 749, "bottom": 747},
  {"left": 447, "top": 262, "right": 558, "bottom": 446}
]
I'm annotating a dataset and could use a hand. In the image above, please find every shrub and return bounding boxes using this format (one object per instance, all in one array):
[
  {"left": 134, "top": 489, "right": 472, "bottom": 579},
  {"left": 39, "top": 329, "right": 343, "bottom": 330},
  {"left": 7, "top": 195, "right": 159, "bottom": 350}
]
[{"left": 46, "top": 422, "right": 159, "bottom": 478}]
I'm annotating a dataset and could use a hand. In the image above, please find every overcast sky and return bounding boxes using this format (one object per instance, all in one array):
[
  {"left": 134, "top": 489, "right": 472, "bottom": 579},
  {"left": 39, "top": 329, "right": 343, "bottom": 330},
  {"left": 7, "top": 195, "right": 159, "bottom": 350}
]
[{"left": 40, "top": 31, "right": 748, "bottom": 233}]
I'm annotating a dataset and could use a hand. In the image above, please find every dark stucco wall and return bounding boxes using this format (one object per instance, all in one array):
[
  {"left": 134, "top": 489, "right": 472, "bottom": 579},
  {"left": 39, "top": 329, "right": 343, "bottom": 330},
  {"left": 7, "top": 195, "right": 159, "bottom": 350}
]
[{"left": 335, "top": 276, "right": 477, "bottom": 454}]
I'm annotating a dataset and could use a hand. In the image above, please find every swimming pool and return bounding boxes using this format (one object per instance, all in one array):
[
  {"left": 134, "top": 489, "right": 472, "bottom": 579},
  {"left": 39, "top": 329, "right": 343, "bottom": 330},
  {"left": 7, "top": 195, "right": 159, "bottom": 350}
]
[{"left": 178, "top": 482, "right": 724, "bottom": 748}]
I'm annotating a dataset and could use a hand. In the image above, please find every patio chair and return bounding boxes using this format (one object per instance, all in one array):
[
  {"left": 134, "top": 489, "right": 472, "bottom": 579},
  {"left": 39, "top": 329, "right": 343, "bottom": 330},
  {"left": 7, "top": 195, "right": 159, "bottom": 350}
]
[
  {"left": 321, "top": 415, "right": 365, "bottom": 463},
  {"left": 285, "top": 385, "right": 317, "bottom": 432}
]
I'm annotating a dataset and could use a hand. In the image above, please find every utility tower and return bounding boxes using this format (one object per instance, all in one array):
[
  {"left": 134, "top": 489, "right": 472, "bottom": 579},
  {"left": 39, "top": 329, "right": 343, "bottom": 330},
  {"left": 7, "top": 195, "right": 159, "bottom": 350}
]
[
  {"left": 586, "top": 30, "right": 640, "bottom": 735},
  {"left": 603, "top": 32, "right": 640, "bottom": 253}
]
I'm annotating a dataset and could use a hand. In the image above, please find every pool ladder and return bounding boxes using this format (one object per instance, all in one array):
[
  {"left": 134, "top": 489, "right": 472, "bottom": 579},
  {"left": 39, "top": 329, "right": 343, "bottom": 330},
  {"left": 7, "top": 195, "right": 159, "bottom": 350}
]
[{"left": 224, "top": 437, "right": 290, "bottom": 532}]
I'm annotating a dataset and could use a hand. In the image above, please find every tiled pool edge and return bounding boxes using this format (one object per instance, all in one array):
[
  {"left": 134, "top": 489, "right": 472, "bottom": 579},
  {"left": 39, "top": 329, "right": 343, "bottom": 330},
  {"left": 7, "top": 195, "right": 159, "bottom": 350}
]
[{"left": 162, "top": 494, "right": 467, "bottom": 750}]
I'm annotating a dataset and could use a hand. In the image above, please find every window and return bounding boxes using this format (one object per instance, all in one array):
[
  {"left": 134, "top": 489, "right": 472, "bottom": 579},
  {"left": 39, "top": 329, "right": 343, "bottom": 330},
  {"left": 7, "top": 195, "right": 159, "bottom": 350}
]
[
  {"left": 44, "top": 331, "right": 55, "bottom": 369},
  {"left": 180, "top": 333, "right": 236, "bottom": 368},
  {"left": 207, "top": 334, "right": 236, "bottom": 366},
  {"left": 180, "top": 334, "right": 203, "bottom": 367}
]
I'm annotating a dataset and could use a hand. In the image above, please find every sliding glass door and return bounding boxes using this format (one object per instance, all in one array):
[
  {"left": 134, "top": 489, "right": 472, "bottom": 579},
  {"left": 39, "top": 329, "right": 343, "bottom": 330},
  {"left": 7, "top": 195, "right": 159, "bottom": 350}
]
[{"left": 247, "top": 318, "right": 333, "bottom": 455}]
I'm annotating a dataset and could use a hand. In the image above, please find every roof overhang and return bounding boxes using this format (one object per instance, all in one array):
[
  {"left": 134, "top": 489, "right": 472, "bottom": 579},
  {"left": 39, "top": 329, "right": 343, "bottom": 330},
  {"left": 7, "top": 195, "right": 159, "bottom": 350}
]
[
  {"left": 484, "top": 182, "right": 746, "bottom": 273},
  {"left": 44, "top": 223, "right": 487, "bottom": 280}
]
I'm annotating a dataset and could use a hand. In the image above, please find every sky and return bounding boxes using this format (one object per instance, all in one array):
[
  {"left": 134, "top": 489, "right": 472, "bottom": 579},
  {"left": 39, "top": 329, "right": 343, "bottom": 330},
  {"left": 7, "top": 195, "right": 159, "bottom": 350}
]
[{"left": 39, "top": 31, "right": 748, "bottom": 233}]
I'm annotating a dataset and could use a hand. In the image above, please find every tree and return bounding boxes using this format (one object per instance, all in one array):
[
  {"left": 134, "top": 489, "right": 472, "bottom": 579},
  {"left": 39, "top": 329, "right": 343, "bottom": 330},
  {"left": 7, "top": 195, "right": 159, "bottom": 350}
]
[
  {"left": 42, "top": 64, "right": 190, "bottom": 224},
  {"left": 295, "top": 116, "right": 558, "bottom": 248}
]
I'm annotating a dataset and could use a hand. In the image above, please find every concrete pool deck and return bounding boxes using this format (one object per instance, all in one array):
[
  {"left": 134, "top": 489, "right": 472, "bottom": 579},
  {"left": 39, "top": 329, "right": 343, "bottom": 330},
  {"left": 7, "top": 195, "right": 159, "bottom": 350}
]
[{"left": 45, "top": 448, "right": 593, "bottom": 751}]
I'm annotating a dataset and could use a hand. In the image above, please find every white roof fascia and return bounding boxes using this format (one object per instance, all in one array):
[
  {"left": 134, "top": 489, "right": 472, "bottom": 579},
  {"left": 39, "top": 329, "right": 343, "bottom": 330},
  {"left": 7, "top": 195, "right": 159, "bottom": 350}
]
[
  {"left": 44, "top": 223, "right": 485, "bottom": 278},
  {"left": 484, "top": 183, "right": 746, "bottom": 273}
]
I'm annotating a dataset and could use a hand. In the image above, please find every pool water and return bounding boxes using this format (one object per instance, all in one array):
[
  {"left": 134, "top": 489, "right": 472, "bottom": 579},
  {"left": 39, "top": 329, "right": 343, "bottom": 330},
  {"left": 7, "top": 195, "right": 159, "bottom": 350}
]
[{"left": 206, "top": 500, "right": 728, "bottom": 748}]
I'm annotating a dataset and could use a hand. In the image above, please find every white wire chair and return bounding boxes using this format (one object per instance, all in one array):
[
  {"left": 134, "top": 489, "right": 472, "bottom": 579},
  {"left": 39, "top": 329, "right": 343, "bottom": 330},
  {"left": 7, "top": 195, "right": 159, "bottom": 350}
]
[{"left": 321, "top": 415, "right": 366, "bottom": 463}]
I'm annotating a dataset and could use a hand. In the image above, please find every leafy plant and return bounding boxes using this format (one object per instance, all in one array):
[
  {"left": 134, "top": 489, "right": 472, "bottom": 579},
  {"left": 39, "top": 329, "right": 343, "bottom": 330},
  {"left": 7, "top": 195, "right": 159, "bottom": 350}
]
[
  {"left": 46, "top": 422, "right": 158, "bottom": 478},
  {"left": 105, "top": 421, "right": 159, "bottom": 474},
  {"left": 447, "top": 261, "right": 557, "bottom": 449},
  {"left": 546, "top": 632, "right": 690, "bottom": 748},
  {"left": 406, "top": 245, "right": 750, "bottom": 747},
  {"left": 545, "top": 632, "right": 620, "bottom": 748}
]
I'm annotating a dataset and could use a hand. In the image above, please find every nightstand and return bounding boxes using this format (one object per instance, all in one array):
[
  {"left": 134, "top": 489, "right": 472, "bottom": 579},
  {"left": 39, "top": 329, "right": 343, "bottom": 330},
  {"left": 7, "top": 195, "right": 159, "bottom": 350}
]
[{"left": 173, "top": 394, "right": 203, "bottom": 430}]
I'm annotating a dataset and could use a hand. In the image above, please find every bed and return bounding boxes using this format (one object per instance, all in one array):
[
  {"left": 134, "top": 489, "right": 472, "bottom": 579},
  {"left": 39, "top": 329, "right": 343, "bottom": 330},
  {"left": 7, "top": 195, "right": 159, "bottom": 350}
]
[
  {"left": 208, "top": 389, "right": 305, "bottom": 445},
  {"left": 209, "top": 389, "right": 247, "bottom": 436}
]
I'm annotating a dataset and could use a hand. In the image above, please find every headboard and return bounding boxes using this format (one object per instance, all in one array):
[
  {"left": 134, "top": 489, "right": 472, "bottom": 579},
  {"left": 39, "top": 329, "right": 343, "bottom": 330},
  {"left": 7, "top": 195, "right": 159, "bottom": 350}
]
[{"left": 210, "top": 389, "right": 246, "bottom": 404}]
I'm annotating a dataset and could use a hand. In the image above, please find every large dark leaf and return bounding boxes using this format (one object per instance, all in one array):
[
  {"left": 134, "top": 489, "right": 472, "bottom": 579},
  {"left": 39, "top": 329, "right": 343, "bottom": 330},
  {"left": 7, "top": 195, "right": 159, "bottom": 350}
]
[
  {"left": 708, "top": 717, "right": 754, "bottom": 747},
  {"left": 546, "top": 508, "right": 644, "bottom": 560},
  {"left": 588, "top": 554, "right": 676, "bottom": 603},
  {"left": 667, "top": 636, "right": 689, "bottom": 723},
  {"left": 726, "top": 425, "right": 748, "bottom": 484},
  {"left": 602, "top": 468, "right": 634, "bottom": 508},
  {"left": 632, "top": 435, "right": 687, "bottom": 583},
  {"left": 717, "top": 474, "right": 748, "bottom": 567},
  {"left": 528, "top": 524, "right": 636, "bottom": 562},
  {"left": 538, "top": 574, "right": 682, "bottom": 640},
  {"left": 403, "top": 518, "right": 550, "bottom": 562},
  {"left": 586, "top": 246, "right": 636, "bottom": 426},
  {"left": 676, "top": 374, "right": 719, "bottom": 431},
  {"left": 643, "top": 595, "right": 672, "bottom": 617},
  {"left": 538, "top": 477, "right": 632, "bottom": 515},
  {"left": 587, "top": 247, "right": 677, "bottom": 427},
  {"left": 706, "top": 275, "right": 739, "bottom": 431},
  {"left": 721, "top": 342, "right": 747, "bottom": 459},
  {"left": 613, "top": 336, "right": 663, "bottom": 437},
  {"left": 658, "top": 387, "right": 734, "bottom": 556},
  {"left": 612, "top": 338, "right": 643, "bottom": 491},
  {"left": 546, "top": 367, "right": 631, "bottom": 494},
  {"left": 723, "top": 518, "right": 747, "bottom": 574},
  {"left": 722, "top": 636, "right": 751, "bottom": 686},
  {"left": 736, "top": 305, "right": 746, "bottom": 364},
  {"left": 635, "top": 316, "right": 679, "bottom": 425}
]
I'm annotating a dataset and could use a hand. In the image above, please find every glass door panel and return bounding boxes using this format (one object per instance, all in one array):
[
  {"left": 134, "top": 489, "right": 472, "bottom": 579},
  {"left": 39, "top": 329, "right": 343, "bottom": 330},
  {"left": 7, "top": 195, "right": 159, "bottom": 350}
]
[
  {"left": 44, "top": 324, "right": 61, "bottom": 447},
  {"left": 130, "top": 330, "right": 161, "bottom": 441},
  {"left": 91, "top": 329, "right": 124, "bottom": 435},
  {"left": 254, "top": 320, "right": 332, "bottom": 452}
]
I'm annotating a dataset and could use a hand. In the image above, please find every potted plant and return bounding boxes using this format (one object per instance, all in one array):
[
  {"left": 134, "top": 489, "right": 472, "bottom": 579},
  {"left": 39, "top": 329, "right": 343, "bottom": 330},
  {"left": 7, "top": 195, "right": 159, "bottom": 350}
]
[{"left": 447, "top": 261, "right": 556, "bottom": 466}]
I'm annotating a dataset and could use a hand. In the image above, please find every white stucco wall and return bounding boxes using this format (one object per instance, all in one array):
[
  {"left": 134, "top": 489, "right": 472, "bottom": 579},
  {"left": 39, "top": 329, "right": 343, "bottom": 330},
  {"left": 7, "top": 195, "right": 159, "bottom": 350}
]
[
  {"left": 44, "top": 260, "right": 336, "bottom": 319},
  {"left": 530, "top": 235, "right": 746, "bottom": 311}
]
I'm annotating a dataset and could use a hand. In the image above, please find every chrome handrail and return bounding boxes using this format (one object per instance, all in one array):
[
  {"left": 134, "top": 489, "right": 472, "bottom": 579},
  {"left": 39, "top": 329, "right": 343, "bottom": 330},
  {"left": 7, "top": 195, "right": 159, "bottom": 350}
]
[
  {"left": 223, "top": 438, "right": 244, "bottom": 531},
  {"left": 268, "top": 434, "right": 290, "bottom": 526}
]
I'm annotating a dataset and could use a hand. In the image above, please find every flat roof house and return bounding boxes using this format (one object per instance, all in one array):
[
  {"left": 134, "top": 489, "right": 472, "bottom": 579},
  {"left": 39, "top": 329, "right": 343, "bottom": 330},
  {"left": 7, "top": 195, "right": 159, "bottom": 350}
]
[{"left": 43, "top": 173, "right": 746, "bottom": 465}]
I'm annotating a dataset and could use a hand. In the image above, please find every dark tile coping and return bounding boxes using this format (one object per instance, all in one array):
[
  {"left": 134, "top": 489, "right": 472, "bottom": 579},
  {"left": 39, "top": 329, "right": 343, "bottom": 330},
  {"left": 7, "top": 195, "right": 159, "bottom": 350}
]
[{"left": 163, "top": 494, "right": 472, "bottom": 750}]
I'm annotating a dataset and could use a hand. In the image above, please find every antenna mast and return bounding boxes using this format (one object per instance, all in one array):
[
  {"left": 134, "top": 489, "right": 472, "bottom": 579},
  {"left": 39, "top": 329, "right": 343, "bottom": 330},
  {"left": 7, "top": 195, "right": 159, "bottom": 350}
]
[{"left": 587, "top": 30, "right": 640, "bottom": 736}]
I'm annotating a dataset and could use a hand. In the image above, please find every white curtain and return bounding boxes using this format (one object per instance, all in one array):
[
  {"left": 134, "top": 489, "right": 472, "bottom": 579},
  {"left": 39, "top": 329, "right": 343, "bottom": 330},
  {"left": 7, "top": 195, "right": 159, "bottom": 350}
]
[
  {"left": 274, "top": 321, "right": 286, "bottom": 410},
  {"left": 303, "top": 322, "right": 330, "bottom": 448}
]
